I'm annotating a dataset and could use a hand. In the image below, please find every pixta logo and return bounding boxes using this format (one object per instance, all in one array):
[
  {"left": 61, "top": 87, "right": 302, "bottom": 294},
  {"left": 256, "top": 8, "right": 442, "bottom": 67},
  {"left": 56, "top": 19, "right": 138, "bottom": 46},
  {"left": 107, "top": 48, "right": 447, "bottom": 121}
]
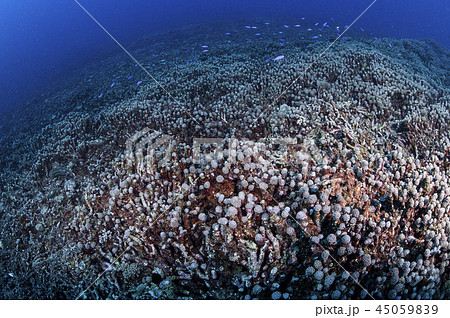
[{"left": 125, "top": 128, "right": 318, "bottom": 174}]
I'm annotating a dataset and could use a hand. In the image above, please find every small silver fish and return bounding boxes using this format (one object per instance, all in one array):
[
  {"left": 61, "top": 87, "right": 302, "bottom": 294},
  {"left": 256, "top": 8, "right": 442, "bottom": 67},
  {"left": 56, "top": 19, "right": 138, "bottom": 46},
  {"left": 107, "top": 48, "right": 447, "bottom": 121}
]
[{"left": 273, "top": 55, "right": 284, "bottom": 61}]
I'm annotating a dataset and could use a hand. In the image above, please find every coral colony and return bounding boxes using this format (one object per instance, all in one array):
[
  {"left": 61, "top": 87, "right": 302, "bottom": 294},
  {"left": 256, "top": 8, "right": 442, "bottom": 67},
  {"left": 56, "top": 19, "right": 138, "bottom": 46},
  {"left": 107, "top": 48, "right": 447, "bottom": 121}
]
[{"left": 0, "top": 19, "right": 450, "bottom": 299}]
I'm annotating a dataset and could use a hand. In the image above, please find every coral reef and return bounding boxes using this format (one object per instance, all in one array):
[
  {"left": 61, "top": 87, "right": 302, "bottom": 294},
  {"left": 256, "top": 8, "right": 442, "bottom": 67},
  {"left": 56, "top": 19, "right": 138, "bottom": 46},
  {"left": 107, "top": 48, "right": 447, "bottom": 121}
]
[{"left": 0, "top": 19, "right": 449, "bottom": 299}]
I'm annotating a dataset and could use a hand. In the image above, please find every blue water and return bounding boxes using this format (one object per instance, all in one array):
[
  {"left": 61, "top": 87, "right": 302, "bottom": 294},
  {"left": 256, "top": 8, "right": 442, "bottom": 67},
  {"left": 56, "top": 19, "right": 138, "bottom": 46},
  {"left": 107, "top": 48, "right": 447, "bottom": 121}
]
[{"left": 0, "top": 0, "right": 449, "bottom": 115}]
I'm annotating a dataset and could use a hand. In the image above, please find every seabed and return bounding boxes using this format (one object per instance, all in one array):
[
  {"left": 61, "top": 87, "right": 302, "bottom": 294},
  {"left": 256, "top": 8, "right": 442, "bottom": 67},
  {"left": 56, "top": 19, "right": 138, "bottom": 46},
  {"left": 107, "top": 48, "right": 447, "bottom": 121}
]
[{"left": 0, "top": 19, "right": 449, "bottom": 299}]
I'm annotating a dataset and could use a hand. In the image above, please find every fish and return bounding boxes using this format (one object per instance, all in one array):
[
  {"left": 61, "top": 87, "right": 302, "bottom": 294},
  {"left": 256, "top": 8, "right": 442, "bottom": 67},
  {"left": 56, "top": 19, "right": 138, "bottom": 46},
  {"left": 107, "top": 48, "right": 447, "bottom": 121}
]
[
  {"left": 137, "top": 81, "right": 142, "bottom": 85},
  {"left": 312, "top": 36, "right": 319, "bottom": 39},
  {"left": 273, "top": 55, "right": 284, "bottom": 61},
  {"left": 127, "top": 75, "right": 133, "bottom": 80},
  {"left": 201, "top": 45, "right": 208, "bottom": 48},
  {"left": 110, "top": 82, "right": 115, "bottom": 88}
]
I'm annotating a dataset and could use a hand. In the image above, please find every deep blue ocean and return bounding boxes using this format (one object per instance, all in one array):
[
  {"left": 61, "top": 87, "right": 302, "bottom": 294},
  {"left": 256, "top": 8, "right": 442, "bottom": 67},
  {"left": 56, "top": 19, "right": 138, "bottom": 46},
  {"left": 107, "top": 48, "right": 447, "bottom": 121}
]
[{"left": 0, "top": 0, "right": 449, "bottom": 114}]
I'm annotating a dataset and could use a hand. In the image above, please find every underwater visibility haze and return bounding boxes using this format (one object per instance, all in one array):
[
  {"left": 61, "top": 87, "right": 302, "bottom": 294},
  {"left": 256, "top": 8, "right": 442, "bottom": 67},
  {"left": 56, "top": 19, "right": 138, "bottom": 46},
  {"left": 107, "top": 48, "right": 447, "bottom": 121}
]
[{"left": 0, "top": 0, "right": 450, "bottom": 300}]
